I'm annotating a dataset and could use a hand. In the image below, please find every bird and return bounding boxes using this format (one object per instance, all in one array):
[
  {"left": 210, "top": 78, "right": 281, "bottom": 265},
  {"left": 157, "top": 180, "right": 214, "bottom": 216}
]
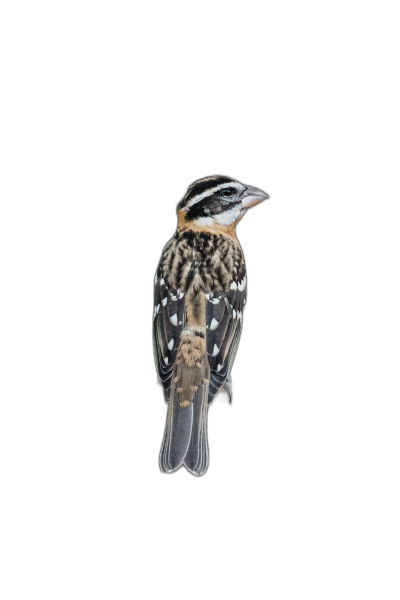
[{"left": 153, "top": 175, "right": 269, "bottom": 476}]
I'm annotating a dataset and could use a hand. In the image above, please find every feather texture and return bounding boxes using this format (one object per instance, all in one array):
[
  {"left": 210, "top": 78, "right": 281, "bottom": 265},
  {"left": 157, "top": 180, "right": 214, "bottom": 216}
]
[{"left": 154, "top": 229, "right": 246, "bottom": 474}]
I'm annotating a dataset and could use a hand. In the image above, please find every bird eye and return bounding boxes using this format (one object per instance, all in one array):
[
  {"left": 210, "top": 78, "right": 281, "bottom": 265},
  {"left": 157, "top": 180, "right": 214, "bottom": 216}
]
[{"left": 220, "top": 188, "right": 233, "bottom": 197}]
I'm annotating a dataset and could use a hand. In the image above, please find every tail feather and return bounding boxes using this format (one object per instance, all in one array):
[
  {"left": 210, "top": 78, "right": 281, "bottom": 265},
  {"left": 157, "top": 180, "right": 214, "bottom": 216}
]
[
  {"left": 159, "top": 318, "right": 211, "bottom": 476},
  {"left": 183, "top": 384, "right": 209, "bottom": 476},
  {"left": 159, "top": 390, "right": 193, "bottom": 473},
  {"left": 159, "top": 383, "right": 210, "bottom": 476}
]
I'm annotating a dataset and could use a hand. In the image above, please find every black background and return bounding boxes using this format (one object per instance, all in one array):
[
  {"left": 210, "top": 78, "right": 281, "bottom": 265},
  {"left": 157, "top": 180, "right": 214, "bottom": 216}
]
[{"left": 61, "top": 98, "right": 343, "bottom": 504}]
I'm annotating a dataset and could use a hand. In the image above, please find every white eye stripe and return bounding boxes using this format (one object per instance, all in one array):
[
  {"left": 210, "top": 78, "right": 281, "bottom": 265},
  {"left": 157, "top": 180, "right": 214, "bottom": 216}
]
[
  {"left": 186, "top": 177, "right": 223, "bottom": 196},
  {"left": 186, "top": 182, "right": 242, "bottom": 208},
  {"left": 195, "top": 176, "right": 223, "bottom": 185}
]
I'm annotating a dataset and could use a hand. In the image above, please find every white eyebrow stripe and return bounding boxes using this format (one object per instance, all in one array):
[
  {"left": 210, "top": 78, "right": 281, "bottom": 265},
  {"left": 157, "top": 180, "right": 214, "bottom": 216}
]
[
  {"left": 189, "top": 175, "right": 219, "bottom": 190},
  {"left": 186, "top": 182, "right": 241, "bottom": 208}
]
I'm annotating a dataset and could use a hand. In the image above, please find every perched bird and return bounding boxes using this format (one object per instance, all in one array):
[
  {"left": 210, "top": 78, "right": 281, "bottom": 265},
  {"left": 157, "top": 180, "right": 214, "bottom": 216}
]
[{"left": 153, "top": 175, "right": 269, "bottom": 476}]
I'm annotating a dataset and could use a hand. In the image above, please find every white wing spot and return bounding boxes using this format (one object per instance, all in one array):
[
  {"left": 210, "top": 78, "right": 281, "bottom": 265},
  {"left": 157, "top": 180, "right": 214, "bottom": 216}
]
[
  {"left": 238, "top": 275, "right": 247, "bottom": 292},
  {"left": 163, "top": 357, "right": 169, "bottom": 365},
  {"left": 210, "top": 318, "right": 219, "bottom": 330},
  {"left": 230, "top": 281, "right": 237, "bottom": 290},
  {"left": 179, "top": 291, "right": 184, "bottom": 299},
  {"left": 160, "top": 278, "right": 165, "bottom": 286},
  {"left": 232, "top": 309, "right": 236, "bottom": 319},
  {"left": 211, "top": 297, "right": 220, "bottom": 305},
  {"left": 170, "top": 314, "right": 178, "bottom": 326},
  {"left": 212, "top": 344, "right": 219, "bottom": 357},
  {"left": 168, "top": 339, "right": 174, "bottom": 350},
  {"left": 162, "top": 297, "right": 168, "bottom": 307},
  {"left": 205, "top": 293, "right": 210, "bottom": 300},
  {"left": 216, "top": 364, "right": 222, "bottom": 372}
]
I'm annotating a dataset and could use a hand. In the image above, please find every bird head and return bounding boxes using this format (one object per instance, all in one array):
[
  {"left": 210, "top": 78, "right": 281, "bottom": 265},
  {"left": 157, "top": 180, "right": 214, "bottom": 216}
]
[{"left": 177, "top": 175, "right": 269, "bottom": 233}]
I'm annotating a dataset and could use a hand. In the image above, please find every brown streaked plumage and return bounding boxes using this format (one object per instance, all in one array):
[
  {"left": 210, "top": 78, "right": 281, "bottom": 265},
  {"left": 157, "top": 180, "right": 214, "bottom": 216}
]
[
  {"left": 153, "top": 175, "right": 269, "bottom": 475},
  {"left": 162, "top": 230, "right": 244, "bottom": 294}
]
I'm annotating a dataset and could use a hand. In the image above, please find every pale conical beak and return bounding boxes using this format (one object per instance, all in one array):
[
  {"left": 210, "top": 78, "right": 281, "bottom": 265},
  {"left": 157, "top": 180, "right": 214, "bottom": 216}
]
[{"left": 240, "top": 185, "right": 270, "bottom": 209}]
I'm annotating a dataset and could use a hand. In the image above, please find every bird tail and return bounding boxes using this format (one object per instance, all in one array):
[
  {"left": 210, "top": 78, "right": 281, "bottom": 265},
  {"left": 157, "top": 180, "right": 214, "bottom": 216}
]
[{"left": 159, "top": 327, "right": 210, "bottom": 476}]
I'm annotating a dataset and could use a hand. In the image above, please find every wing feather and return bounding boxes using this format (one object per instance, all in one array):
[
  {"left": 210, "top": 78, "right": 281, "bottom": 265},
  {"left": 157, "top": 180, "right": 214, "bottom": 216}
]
[
  {"left": 153, "top": 242, "right": 185, "bottom": 401},
  {"left": 206, "top": 278, "right": 247, "bottom": 403},
  {"left": 154, "top": 235, "right": 247, "bottom": 406}
]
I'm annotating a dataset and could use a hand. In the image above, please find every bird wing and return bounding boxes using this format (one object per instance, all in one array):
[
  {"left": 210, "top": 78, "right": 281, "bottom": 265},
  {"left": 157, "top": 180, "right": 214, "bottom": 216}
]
[
  {"left": 154, "top": 237, "right": 247, "bottom": 404},
  {"left": 205, "top": 271, "right": 247, "bottom": 403},
  {"left": 153, "top": 240, "right": 186, "bottom": 401}
]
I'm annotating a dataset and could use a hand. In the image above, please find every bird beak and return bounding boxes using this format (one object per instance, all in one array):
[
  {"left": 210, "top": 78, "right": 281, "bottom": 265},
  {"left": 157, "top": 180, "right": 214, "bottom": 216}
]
[{"left": 240, "top": 185, "right": 270, "bottom": 209}]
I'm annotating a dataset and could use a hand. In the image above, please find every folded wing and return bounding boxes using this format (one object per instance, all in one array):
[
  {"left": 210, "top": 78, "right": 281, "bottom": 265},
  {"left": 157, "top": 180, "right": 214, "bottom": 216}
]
[{"left": 205, "top": 272, "right": 247, "bottom": 403}]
